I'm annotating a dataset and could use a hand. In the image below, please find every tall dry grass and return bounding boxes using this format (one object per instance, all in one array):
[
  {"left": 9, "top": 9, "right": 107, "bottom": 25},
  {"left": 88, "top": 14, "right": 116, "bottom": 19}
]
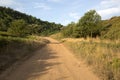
[
  {"left": 0, "top": 35, "right": 49, "bottom": 74},
  {"left": 64, "top": 38, "right": 120, "bottom": 80},
  {"left": 50, "top": 32, "right": 64, "bottom": 40}
]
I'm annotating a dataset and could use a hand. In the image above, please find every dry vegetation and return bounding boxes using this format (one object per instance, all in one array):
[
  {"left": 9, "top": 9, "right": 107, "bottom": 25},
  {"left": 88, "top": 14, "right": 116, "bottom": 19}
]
[
  {"left": 0, "top": 35, "right": 49, "bottom": 74},
  {"left": 51, "top": 33, "right": 120, "bottom": 80},
  {"left": 50, "top": 32, "right": 63, "bottom": 40},
  {"left": 101, "top": 16, "right": 120, "bottom": 40},
  {"left": 64, "top": 38, "right": 120, "bottom": 80}
]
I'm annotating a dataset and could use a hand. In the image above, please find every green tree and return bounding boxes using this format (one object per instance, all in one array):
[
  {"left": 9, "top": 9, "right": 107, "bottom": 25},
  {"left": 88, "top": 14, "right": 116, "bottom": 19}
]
[
  {"left": 0, "top": 19, "right": 6, "bottom": 31},
  {"left": 76, "top": 10, "right": 101, "bottom": 38},
  {"left": 8, "top": 19, "right": 29, "bottom": 37},
  {"left": 0, "top": 6, "right": 63, "bottom": 36},
  {"left": 62, "top": 22, "right": 75, "bottom": 37},
  {"left": 28, "top": 24, "right": 44, "bottom": 35}
]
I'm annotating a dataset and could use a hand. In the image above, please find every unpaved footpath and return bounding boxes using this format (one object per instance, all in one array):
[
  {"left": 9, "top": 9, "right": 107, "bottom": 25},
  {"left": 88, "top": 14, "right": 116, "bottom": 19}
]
[{"left": 0, "top": 37, "right": 100, "bottom": 80}]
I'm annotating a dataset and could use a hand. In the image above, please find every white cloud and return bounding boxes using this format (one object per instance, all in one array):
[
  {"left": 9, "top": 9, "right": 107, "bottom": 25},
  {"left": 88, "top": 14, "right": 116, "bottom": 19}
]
[
  {"left": 101, "top": 0, "right": 120, "bottom": 5},
  {"left": 69, "top": 12, "right": 80, "bottom": 19},
  {"left": 61, "top": 20, "right": 71, "bottom": 26},
  {"left": 98, "top": 7, "right": 120, "bottom": 18},
  {"left": 0, "top": 0, "right": 15, "bottom": 6},
  {"left": 34, "top": 3, "right": 51, "bottom": 10},
  {"left": 47, "top": 0, "right": 62, "bottom": 2},
  {"left": 95, "top": 0, "right": 120, "bottom": 19},
  {"left": 0, "top": 0, "right": 25, "bottom": 12},
  {"left": 100, "top": 0, "right": 120, "bottom": 8},
  {"left": 15, "top": 7, "right": 25, "bottom": 12}
]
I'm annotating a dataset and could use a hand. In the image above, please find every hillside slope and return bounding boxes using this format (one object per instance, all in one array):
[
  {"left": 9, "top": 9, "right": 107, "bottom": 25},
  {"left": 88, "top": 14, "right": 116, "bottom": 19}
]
[
  {"left": 101, "top": 16, "right": 120, "bottom": 40},
  {"left": 0, "top": 6, "right": 63, "bottom": 36}
]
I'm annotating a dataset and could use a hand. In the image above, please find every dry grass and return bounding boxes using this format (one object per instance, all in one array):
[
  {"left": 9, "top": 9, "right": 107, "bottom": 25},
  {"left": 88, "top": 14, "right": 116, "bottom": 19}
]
[
  {"left": 64, "top": 38, "right": 120, "bottom": 80},
  {"left": 0, "top": 36, "right": 49, "bottom": 74},
  {"left": 50, "top": 32, "right": 64, "bottom": 40}
]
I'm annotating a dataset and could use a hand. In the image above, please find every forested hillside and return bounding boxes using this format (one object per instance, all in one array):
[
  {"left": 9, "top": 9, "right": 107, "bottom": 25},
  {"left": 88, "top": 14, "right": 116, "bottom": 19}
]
[
  {"left": 0, "top": 6, "right": 62, "bottom": 73},
  {"left": 101, "top": 16, "right": 120, "bottom": 40},
  {"left": 0, "top": 6, "right": 63, "bottom": 36},
  {"left": 61, "top": 10, "right": 120, "bottom": 40}
]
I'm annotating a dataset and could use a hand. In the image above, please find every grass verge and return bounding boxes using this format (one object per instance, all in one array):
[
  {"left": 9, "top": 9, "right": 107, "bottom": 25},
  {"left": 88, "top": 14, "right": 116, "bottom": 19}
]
[
  {"left": 64, "top": 38, "right": 120, "bottom": 80},
  {"left": 0, "top": 35, "right": 49, "bottom": 74}
]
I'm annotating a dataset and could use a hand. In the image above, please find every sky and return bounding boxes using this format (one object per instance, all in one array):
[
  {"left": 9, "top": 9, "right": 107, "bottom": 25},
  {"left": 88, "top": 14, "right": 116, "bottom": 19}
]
[{"left": 0, "top": 0, "right": 120, "bottom": 25}]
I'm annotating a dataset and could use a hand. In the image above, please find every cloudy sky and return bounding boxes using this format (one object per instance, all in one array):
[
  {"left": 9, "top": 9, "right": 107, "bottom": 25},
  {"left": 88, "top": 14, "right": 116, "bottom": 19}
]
[{"left": 0, "top": 0, "right": 120, "bottom": 25}]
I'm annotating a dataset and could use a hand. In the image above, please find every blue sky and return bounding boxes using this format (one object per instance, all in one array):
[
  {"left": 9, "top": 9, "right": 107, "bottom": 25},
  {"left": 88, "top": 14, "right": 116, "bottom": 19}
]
[{"left": 0, "top": 0, "right": 120, "bottom": 25}]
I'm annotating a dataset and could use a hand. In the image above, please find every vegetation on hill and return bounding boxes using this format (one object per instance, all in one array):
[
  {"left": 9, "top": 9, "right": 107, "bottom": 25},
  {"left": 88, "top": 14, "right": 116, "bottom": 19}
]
[
  {"left": 0, "top": 6, "right": 63, "bottom": 36},
  {"left": 0, "top": 35, "right": 49, "bottom": 74},
  {"left": 62, "top": 10, "right": 102, "bottom": 38},
  {"left": 0, "top": 5, "right": 120, "bottom": 80},
  {"left": 61, "top": 10, "right": 120, "bottom": 40},
  {"left": 101, "top": 16, "right": 120, "bottom": 40},
  {"left": 0, "top": 6, "right": 59, "bottom": 74}
]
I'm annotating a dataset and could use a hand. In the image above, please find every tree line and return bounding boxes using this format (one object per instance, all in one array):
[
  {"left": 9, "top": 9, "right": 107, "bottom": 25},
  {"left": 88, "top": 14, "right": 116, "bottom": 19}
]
[
  {"left": 61, "top": 10, "right": 120, "bottom": 40},
  {"left": 0, "top": 6, "right": 63, "bottom": 37},
  {"left": 0, "top": 6, "right": 119, "bottom": 39},
  {"left": 62, "top": 10, "right": 102, "bottom": 38}
]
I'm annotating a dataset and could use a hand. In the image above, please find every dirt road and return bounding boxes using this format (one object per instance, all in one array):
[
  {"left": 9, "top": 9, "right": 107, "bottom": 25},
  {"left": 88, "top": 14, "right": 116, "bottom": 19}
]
[{"left": 0, "top": 37, "right": 100, "bottom": 80}]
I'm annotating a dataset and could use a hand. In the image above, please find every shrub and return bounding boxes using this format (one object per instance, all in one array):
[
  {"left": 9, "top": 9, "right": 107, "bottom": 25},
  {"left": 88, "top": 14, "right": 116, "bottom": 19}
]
[{"left": 8, "top": 19, "right": 30, "bottom": 37}]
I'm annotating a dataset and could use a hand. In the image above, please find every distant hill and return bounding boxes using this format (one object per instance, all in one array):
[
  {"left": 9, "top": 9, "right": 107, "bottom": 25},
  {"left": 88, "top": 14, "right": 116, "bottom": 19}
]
[
  {"left": 0, "top": 6, "right": 63, "bottom": 36},
  {"left": 101, "top": 16, "right": 120, "bottom": 40}
]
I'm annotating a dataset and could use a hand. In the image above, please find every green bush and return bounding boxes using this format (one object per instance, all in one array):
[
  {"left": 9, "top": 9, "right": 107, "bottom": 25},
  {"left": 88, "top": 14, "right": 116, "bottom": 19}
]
[
  {"left": 8, "top": 19, "right": 30, "bottom": 37},
  {"left": 61, "top": 10, "right": 102, "bottom": 38}
]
